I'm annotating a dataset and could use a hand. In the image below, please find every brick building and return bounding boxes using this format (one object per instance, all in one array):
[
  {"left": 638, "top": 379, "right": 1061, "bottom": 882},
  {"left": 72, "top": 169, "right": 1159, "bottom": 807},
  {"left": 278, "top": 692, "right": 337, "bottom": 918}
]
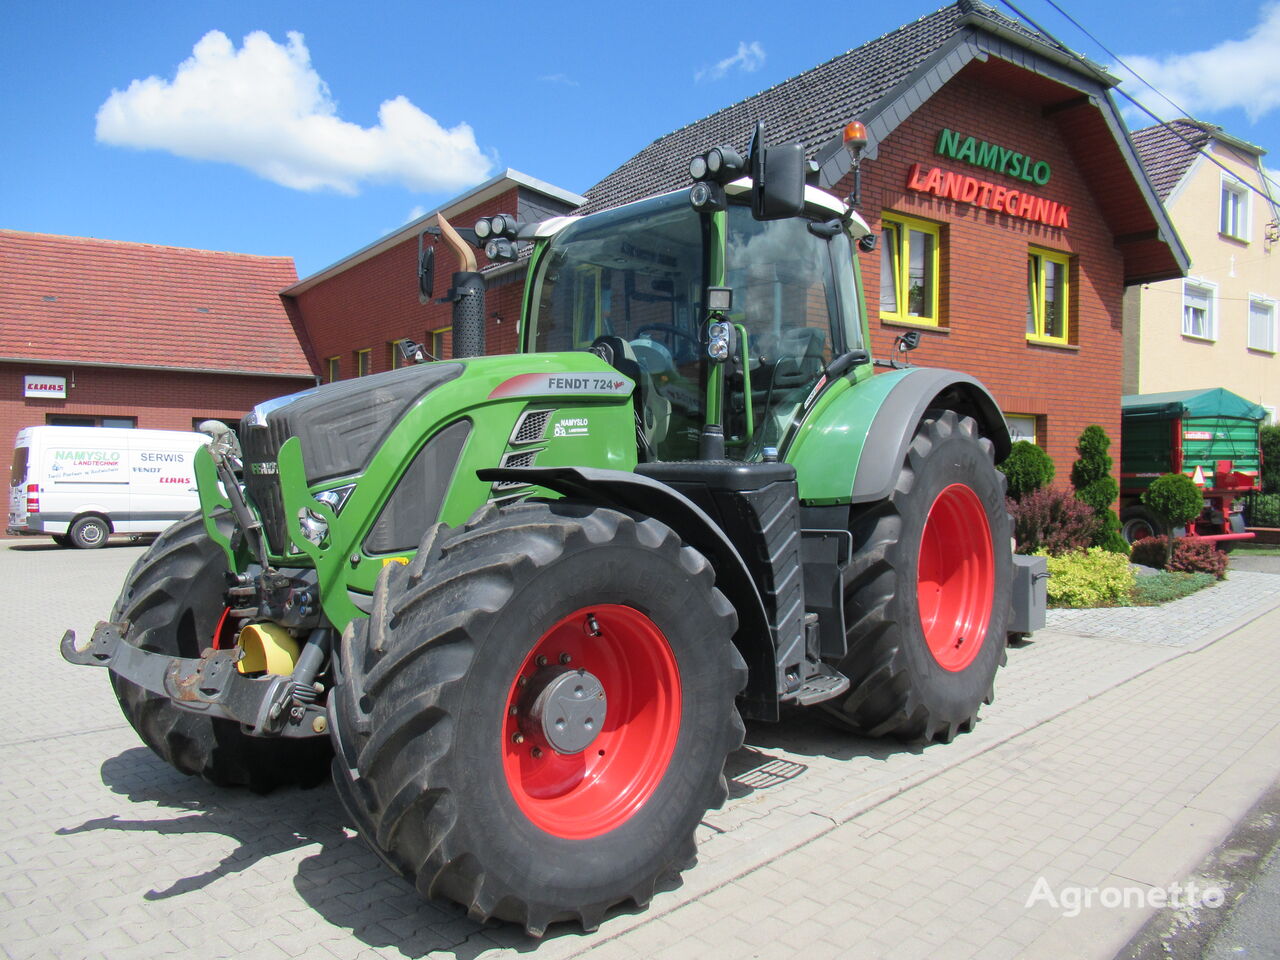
[
  {"left": 578, "top": 0, "right": 1188, "bottom": 477},
  {"left": 1, "top": 230, "right": 315, "bottom": 455}
]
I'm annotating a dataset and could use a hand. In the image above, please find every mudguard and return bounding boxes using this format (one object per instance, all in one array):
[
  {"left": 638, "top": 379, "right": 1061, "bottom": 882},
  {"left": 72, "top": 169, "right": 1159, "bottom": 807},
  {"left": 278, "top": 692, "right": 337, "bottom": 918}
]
[
  {"left": 477, "top": 465, "right": 781, "bottom": 721},
  {"left": 787, "top": 367, "right": 1011, "bottom": 505}
]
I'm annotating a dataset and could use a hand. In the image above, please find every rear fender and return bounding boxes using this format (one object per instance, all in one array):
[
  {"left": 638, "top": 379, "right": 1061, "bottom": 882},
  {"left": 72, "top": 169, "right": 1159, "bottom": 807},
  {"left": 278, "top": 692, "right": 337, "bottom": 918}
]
[
  {"left": 787, "top": 367, "right": 1010, "bottom": 505},
  {"left": 477, "top": 465, "right": 780, "bottom": 721}
]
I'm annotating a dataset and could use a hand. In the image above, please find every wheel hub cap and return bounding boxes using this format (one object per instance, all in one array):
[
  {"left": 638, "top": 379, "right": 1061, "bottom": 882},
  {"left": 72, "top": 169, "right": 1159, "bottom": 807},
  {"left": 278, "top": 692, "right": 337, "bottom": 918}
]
[{"left": 526, "top": 668, "right": 607, "bottom": 754}]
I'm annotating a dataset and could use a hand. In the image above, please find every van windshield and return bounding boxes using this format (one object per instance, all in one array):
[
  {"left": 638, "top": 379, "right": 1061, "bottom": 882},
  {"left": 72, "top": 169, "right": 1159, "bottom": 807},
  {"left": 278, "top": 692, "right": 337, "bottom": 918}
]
[{"left": 10, "top": 446, "right": 29, "bottom": 488}]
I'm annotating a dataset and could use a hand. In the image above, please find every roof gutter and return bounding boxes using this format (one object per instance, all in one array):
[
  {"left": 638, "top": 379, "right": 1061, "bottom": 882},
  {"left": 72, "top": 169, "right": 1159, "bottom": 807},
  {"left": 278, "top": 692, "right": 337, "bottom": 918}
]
[{"left": 2, "top": 355, "right": 317, "bottom": 380}]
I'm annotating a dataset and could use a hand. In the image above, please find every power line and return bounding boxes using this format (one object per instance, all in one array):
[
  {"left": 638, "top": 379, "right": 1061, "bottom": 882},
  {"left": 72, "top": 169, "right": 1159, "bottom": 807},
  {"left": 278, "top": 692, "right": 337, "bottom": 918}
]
[
  {"left": 993, "top": 0, "right": 1280, "bottom": 209},
  {"left": 1036, "top": 0, "right": 1280, "bottom": 202}
]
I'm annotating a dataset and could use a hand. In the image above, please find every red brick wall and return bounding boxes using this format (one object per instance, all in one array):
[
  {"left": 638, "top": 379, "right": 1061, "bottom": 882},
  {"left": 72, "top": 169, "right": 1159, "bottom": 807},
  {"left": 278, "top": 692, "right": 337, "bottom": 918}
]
[
  {"left": 290, "top": 188, "right": 527, "bottom": 377},
  {"left": 842, "top": 63, "right": 1125, "bottom": 483},
  {"left": 2, "top": 362, "right": 313, "bottom": 452}
]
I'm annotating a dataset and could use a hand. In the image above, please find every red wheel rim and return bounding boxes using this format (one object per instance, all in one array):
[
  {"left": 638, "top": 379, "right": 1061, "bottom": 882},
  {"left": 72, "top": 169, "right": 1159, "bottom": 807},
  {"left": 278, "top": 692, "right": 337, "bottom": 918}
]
[
  {"left": 917, "top": 483, "right": 995, "bottom": 672},
  {"left": 501, "top": 604, "right": 682, "bottom": 839}
]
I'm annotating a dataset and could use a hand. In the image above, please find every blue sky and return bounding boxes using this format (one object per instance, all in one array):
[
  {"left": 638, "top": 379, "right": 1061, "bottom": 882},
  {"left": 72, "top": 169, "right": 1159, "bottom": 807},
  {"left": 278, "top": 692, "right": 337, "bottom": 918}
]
[{"left": 3, "top": 1, "right": 1277, "bottom": 279}]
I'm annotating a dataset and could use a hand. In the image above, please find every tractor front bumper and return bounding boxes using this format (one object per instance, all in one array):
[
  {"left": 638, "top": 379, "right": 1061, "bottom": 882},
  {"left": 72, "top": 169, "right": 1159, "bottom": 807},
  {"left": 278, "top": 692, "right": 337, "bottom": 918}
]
[{"left": 60, "top": 621, "right": 326, "bottom": 738}]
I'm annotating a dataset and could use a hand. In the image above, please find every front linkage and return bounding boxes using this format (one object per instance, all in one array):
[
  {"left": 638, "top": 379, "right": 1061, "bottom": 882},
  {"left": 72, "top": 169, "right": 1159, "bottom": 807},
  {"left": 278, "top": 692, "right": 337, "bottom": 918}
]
[{"left": 61, "top": 621, "right": 333, "bottom": 738}]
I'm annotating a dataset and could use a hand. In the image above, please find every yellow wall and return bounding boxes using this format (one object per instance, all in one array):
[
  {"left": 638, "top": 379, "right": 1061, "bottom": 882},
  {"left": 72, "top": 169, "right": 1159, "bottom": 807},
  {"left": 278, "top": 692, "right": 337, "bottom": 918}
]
[{"left": 1130, "top": 140, "right": 1279, "bottom": 421}]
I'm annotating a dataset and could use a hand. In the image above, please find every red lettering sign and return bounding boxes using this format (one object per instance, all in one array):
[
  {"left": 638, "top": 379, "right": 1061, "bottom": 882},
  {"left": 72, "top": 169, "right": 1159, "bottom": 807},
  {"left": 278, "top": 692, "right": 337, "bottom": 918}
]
[{"left": 905, "top": 163, "right": 1069, "bottom": 228}]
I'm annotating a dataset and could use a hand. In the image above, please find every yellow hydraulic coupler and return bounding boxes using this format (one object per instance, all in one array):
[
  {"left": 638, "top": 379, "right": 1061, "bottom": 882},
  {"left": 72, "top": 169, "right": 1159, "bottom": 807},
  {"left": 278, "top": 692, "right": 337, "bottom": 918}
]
[{"left": 235, "top": 622, "right": 300, "bottom": 675}]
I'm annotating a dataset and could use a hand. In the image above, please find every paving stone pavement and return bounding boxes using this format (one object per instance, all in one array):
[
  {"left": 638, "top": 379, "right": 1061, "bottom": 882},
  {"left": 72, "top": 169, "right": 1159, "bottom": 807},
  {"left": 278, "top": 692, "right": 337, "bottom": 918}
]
[{"left": 2, "top": 540, "right": 1278, "bottom": 960}]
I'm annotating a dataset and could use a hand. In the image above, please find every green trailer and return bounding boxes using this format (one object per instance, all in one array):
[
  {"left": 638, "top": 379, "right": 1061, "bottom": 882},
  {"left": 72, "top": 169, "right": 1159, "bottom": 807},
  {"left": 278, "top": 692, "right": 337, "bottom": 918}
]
[
  {"left": 1120, "top": 387, "right": 1266, "bottom": 544},
  {"left": 62, "top": 123, "right": 1045, "bottom": 935}
]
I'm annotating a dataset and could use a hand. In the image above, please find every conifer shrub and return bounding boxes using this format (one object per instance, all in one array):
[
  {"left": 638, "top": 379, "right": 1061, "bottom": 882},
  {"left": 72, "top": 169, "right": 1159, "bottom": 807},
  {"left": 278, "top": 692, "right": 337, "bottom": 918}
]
[
  {"left": 1000, "top": 440, "right": 1055, "bottom": 501},
  {"left": 1071, "top": 424, "right": 1127, "bottom": 553}
]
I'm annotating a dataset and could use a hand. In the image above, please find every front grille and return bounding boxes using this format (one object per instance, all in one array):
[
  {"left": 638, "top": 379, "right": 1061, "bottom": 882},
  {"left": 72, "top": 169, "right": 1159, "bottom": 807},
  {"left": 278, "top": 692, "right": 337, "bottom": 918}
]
[{"left": 240, "top": 423, "right": 290, "bottom": 554}]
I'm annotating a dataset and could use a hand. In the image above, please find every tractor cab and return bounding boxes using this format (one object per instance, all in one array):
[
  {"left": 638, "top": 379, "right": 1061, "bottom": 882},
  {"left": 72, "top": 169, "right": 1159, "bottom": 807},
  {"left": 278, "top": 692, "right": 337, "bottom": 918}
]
[{"left": 521, "top": 146, "right": 870, "bottom": 465}]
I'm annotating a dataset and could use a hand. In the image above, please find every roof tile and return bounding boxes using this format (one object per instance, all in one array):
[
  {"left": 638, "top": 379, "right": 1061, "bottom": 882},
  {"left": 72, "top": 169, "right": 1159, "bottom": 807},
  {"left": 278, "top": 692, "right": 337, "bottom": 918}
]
[{"left": 0, "top": 230, "right": 311, "bottom": 377}]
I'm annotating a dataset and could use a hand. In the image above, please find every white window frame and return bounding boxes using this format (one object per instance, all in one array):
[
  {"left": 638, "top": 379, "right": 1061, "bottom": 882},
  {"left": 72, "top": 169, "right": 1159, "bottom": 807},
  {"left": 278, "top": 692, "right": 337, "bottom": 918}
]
[
  {"left": 1248, "top": 295, "right": 1277, "bottom": 353},
  {"left": 1220, "top": 175, "right": 1250, "bottom": 241},
  {"left": 1182, "top": 279, "right": 1218, "bottom": 341}
]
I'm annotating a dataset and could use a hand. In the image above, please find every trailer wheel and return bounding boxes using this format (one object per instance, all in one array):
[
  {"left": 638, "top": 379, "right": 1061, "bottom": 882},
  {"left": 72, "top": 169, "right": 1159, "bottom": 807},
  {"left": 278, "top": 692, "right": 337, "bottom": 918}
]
[
  {"left": 69, "top": 515, "right": 109, "bottom": 549},
  {"left": 1120, "top": 506, "right": 1163, "bottom": 545},
  {"left": 826, "top": 410, "right": 1010, "bottom": 743},
  {"left": 329, "top": 501, "right": 744, "bottom": 936},
  {"left": 110, "top": 511, "right": 332, "bottom": 791}
]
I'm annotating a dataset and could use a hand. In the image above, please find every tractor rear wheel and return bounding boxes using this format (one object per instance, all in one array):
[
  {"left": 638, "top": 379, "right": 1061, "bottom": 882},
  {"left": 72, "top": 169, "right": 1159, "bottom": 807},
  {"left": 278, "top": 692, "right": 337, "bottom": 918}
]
[
  {"left": 328, "top": 501, "right": 745, "bottom": 936},
  {"left": 826, "top": 410, "right": 1010, "bottom": 743},
  {"left": 110, "top": 511, "right": 332, "bottom": 790}
]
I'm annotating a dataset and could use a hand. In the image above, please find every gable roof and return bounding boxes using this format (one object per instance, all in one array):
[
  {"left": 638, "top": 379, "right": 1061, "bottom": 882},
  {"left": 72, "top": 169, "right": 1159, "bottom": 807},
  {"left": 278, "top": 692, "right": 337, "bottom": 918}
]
[
  {"left": 1130, "top": 118, "right": 1267, "bottom": 201},
  {"left": 579, "top": 0, "right": 1187, "bottom": 284},
  {"left": 1128, "top": 120, "right": 1214, "bottom": 201},
  {"left": 0, "top": 230, "right": 312, "bottom": 378}
]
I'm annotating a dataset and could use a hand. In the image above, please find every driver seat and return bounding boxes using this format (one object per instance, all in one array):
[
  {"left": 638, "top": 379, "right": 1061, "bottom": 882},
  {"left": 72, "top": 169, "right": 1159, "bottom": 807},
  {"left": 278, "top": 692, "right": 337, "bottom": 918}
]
[{"left": 590, "top": 336, "right": 671, "bottom": 455}]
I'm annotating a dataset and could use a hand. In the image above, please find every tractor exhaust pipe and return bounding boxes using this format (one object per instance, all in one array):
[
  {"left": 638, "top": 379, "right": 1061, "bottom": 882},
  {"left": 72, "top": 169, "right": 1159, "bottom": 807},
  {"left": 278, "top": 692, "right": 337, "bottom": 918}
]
[
  {"left": 450, "top": 271, "right": 486, "bottom": 358},
  {"left": 436, "top": 214, "right": 486, "bottom": 359}
]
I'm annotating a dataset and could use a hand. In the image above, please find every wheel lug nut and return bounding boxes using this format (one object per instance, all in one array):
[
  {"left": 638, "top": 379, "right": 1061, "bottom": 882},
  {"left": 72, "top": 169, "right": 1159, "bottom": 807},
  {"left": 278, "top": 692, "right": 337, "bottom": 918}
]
[
  {"left": 559, "top": 653, "right": 571, "bottom": 665},
  {"left": 509, "top": 705, "right": 518, "bottom": 716},
  {"left": 531, "top": 747, "right": 543, "bottom": 759},
  {"left": 511, "top": 732, "right": 524, "bottom": 744},
  {"left": 536, "top": 655, "right": 548, "bottom": 667},
  {"left": 518, "top": 676, "right": 529, "bottom": 687}
]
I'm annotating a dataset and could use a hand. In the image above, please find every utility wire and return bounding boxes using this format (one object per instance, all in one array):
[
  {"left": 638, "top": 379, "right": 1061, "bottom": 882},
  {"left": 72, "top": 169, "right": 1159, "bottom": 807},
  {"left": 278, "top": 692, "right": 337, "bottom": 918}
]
[
  {"left": 994, "top": 0, "right": 1280, "bottom": 208},
  {"left": 1037, "top": 0, "right": 1280, "bottom": 202}
]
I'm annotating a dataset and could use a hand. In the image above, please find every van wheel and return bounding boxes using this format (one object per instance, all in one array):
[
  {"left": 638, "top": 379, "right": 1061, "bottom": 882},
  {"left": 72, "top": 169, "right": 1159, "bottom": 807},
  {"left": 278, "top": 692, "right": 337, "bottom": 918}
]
[
  {"left": 51, "top": 535, "right": 72, "bottom": 547},
  {"left": 69, "top": 516, "right": 109, "bottom": 549}
]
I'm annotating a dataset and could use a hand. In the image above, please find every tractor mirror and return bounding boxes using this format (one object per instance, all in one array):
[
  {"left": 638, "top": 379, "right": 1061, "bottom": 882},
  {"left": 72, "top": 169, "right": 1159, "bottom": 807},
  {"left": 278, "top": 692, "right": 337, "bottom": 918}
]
[{"left": 749, "top": 121, "right": 805, "bottom": 221}]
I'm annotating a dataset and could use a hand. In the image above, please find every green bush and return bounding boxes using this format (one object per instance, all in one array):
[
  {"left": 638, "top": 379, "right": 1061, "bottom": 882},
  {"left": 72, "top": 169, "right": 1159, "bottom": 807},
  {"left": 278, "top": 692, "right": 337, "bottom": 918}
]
[
  {"left": 1000, "top": 440, "right": 1056, "bottom": 500},
  {"left": 1038, "top": 547, "right": 1136, "bottom": 607},
  {"left": 1071, "top": 425, "right": 1126, "bottom": 553},
  {"left": 1131, "top": 571, "right": 1216, "bottom": 606},
  {"left": 1142, "top": 473, "right": 1204, "bottom": 528},
  {"left": 1246, "top": 492, "right": 1280, "bottom": 527},
  {"left": 1260, "top": 425, "right": 1280, "bottom": 494}
]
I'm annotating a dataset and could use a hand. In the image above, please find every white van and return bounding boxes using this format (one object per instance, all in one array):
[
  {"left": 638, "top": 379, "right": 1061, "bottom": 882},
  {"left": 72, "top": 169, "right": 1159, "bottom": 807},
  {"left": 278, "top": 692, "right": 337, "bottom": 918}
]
[{"left": 7, "top": 426, "right": 211, "bottom": 548}]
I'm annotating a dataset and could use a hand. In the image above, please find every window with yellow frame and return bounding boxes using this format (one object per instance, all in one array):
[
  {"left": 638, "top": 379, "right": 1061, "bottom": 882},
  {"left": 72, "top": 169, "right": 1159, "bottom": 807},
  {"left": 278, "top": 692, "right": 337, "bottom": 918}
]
[
  {"left": 325, "top": 356, "right": 340, "bottom": 383},
  {"left": 1026, "top": 248, "right": 1071, "bottom": 344},
  {"left": 354, "top": 348, "right": 371, "bottom": 377},
  {"left": 880, "top": 213, "right": 941, "bottom": 326}
]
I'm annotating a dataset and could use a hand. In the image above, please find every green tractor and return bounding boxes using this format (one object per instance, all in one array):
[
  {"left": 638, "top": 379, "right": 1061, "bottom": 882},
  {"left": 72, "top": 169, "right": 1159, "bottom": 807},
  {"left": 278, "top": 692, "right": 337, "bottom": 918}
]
[{"left": 63, "top": 123, "right": 1044, "bottom": 935}]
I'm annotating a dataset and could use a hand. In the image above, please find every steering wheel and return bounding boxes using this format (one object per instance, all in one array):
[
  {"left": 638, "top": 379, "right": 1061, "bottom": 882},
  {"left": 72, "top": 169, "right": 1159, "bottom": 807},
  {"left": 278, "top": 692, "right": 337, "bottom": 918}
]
[{"left": 633, "top": 324, "right": 701, "bottom": 360}]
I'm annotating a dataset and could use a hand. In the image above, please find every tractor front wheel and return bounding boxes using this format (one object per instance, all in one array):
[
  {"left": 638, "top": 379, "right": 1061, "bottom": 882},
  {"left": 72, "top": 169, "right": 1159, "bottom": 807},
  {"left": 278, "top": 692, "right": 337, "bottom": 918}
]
[
  {"left": 827, "top": 410, "right": 1011, "bottom": 743},
  {"left": 329, "top": 501, "right": 745, "bottom": 935},
  {"left": 110, "top": 511, "right": 332, "bottom": 790}
]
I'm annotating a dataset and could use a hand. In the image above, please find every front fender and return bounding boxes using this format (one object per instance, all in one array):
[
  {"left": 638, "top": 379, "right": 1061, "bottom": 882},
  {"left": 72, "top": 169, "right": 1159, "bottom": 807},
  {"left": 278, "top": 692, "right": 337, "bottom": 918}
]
[{"left": 786, "top": 367, "right": 1010, "bottom": 505}]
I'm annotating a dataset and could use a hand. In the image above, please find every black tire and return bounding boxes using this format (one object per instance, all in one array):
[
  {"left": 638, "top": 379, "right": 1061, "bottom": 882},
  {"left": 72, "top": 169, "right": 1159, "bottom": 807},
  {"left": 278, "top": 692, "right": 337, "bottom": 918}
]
[
  {"left": 69, "top": 515, "right": 109, "bottom": 549},
  {"left": 1120, "top": 505, "right": 1163, "bottom": 545},
  {"left": 51, "top": 534, "right": 71, "bottom": 547},
  {"left": 110, "top": 511, "right": 332, "bottom": 791},
  {"left": 826, "top": 410, "right": 1011, "bottom": 743},
  {"left": 329, "top": 501, "right": 745, "bottom": 936}
]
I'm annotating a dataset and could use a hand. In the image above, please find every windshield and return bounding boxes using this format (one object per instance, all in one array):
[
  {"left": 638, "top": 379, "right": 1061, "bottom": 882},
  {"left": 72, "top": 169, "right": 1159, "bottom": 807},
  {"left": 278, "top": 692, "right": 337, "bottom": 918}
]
[{"left": 528, "top": 192, "right": 708, "bottom": 459}]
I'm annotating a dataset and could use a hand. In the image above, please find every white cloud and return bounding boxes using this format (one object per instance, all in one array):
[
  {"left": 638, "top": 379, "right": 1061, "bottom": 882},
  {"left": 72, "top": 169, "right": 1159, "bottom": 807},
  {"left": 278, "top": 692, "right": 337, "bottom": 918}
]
[
  {"left": 405, "top": 205, "right": 428, "bottom": 223},
  {"left": 1117, "top": 3, "right": 1280, "bottom": 123},
  {"left": 695, "top": 41, "right": 765, "bottom": 83},
  {"left": 96, "top": 30, "right": 492, "bottom": 195}
]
